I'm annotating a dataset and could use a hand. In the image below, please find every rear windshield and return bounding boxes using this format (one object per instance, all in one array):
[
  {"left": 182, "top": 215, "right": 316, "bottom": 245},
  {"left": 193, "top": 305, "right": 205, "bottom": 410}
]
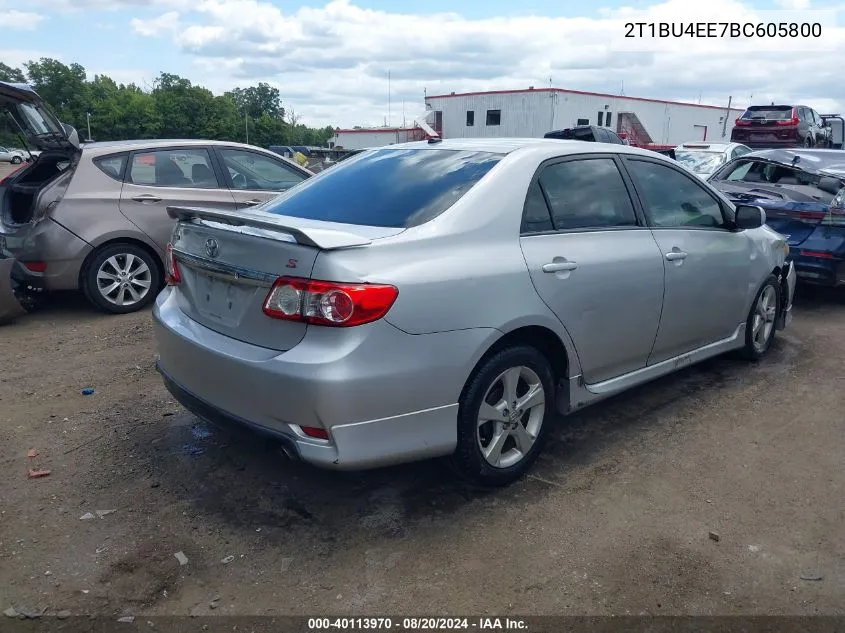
[
  {"left": 261, "top": 148, "right": 502, "bottom": 228},
  {"left": 545, "top": 128, "right": 595, "bottom": 141},
  {"left": 741, "top": 107, "right": 793, "bottom": 120}
]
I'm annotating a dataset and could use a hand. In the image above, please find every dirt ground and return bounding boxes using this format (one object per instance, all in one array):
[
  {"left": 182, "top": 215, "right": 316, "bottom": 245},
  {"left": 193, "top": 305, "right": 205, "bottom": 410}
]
[{"left": 2, "top": 198, "right": 845, "bottom": 617}]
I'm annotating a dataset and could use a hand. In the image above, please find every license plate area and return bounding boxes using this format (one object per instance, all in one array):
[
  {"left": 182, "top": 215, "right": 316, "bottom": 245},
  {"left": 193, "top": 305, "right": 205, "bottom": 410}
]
[{"left": 195, "top": 273, "right": 252, "bottom": 325}]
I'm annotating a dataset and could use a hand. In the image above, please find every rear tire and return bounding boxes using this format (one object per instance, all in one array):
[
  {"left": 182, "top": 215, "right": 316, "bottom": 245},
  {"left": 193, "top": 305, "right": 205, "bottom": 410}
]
[
  {"left": 450, "top": 345, "right": 555, "bottom": 487},
  {"left": 82, "top": 243, "right": 162, "bottom": 314},
  {"left": 740, "top": 274, "right": 780, "bottom": 361},
  {"left": 11, "top": 156, "right": 22, "bottom": 164},
  {"left": 804, "top": 136, "right": 814, "bottom": 148}
]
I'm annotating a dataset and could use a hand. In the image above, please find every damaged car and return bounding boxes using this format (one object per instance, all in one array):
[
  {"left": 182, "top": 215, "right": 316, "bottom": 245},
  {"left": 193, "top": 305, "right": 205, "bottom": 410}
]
[
  {"left": 0, "top": 81, "right": 312, "bottom": 315},
  {"left": 708, "top": 148, "right": 845, "bottom": 287}
]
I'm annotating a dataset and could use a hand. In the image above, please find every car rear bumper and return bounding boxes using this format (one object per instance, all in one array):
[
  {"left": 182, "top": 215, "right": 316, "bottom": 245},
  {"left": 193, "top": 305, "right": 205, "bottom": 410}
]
[
  {"left": 792, "top": 256, "right": 845, "bottom": 287},
  {"left": 152, "top": 287, "right": 498, "bottom": 470},
  {"left": 0, "top": 219, "right": 91, "bottom": 291}
]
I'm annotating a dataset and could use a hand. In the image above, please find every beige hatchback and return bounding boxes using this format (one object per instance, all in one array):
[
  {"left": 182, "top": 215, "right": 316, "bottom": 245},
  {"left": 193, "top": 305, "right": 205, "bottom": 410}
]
[{"left": 0, "top": 83, "right": 312, "bottom": 313}]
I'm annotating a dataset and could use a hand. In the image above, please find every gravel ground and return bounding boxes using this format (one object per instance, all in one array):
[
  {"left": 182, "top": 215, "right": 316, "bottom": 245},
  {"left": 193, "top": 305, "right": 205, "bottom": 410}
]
[{"left": 1, "top": 183, "right": 844, "bottom": 617}]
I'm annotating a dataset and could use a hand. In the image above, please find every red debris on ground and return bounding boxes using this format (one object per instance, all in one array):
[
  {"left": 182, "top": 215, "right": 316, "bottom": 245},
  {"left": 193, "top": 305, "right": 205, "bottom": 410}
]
[{"left": 27, "top": 469, "right": 51, "bottom": 479}]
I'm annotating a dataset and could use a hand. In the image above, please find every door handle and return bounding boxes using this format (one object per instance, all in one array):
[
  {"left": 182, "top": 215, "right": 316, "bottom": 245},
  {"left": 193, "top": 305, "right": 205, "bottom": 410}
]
[
  {"left": 241, "top": 199, "right": 263, "bottom": 206},
  {"left": 664, "top": 250, "right": 688, "bottom": 261},
  {"left": 131, "top": 194, "right": 162, "bottom": 203},
  {"left": 542, "top": 260, "right": 578, "bottom": 273}
]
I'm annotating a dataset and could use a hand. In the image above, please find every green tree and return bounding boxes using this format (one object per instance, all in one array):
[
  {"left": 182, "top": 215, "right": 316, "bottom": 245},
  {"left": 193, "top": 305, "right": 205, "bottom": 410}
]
[
  {"left": 4, "top": 60, "right": 335, "bottom": 148},
  {"left": 23, "top": 58, "right": 88, "bottom": 129},
  {"left": 0, "top": 62, "right": 26, "bottom": 83}
]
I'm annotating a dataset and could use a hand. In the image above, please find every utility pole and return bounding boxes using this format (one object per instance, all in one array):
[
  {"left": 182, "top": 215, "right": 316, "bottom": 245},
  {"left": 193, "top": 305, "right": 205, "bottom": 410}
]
[
  {"left": 722, "top": 96, "right": 732, "bottom": 138},
  {"left": 245, "top": 113, "right": 249, "bottom": 144},
  {"left": 387, "top": 69, "right": 391, "bottom": 127}
]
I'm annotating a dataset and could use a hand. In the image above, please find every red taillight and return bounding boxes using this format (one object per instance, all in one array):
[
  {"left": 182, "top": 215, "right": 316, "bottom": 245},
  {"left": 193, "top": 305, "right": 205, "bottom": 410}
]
[
  {"left": 799, "top": 250, "right": 836, "bottom": 260},
  {"left": 263, "top": 276, "right": 398, "bottom": 327},
  {"left": 735, "top": 118, "right": 752, "bottom": 126},
  {"left": 23, "top": 262, "right": 47, "bottom": 273},
  {"left": 300, "top": 426, "right": 329, "bottom": 440},
  {"left": 164, "top": 243, "right": 181, "bottom": 285},
  {"left": 777, "top": 111, "right": 800, "bottom": 127}
]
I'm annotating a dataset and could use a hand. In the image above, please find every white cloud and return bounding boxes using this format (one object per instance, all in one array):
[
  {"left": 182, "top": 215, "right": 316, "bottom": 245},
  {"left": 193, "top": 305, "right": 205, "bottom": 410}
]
[
  {"left": 13, "top": 0, "right": 845, "bottom": 128},
  {"left": 773, "top": 0, "right": 811, "bottom": 8},
  {"left": 131, "top": 10, "right": 180, "bottom": 36},
  {"left": 0, "top": 10, "right": 45, "bottom": 29}
]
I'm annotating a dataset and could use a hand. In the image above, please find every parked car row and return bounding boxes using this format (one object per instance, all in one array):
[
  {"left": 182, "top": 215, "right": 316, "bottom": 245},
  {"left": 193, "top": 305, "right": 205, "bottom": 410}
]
[{"left": 0, "top": 80, "right": 804, "bottom": 489}]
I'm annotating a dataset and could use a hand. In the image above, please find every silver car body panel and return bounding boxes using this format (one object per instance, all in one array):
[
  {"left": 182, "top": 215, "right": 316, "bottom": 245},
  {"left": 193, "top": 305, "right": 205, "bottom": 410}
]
[{"left": 153, "top": 138, "right": 794, "bottom": 470}]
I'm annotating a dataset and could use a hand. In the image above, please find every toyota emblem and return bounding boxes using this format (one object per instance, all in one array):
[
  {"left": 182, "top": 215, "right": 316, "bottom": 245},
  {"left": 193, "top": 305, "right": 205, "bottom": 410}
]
[{"left": 205, "top": 237, "right": 220, "bottom": 258}]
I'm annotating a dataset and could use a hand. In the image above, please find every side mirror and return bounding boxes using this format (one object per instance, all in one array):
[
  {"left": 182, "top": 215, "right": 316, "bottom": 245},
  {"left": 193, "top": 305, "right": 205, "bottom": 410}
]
[
  {"left": 735, "top": 204, "right": 766, "bottom": 230},
  {"left": 61, "top": 123, "right": 81, "bottom": 149}
]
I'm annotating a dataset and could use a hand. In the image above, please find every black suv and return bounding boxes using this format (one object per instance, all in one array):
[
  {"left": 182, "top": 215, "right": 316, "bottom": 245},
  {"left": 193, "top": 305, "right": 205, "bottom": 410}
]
[
  {"left": 731, "top": 105, "right": 831, "bottom": 149},
  {"left": 544, "top": 125, "right": 625, "bottom": 144}
]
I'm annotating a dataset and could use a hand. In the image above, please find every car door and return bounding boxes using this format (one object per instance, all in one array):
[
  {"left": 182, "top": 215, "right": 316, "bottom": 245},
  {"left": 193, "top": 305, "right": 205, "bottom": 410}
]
[
  {"left": 213, "top": 146, "right": 310, "bottom": 209},
  {"left": 119, "top": 146, "right": 238, "bottom": 250},
  {"left": 519, "top": 154, "right": 666, "bottom": 384},
  {"left": 622, "top": 156, "right": 751, "bottom": 364}
]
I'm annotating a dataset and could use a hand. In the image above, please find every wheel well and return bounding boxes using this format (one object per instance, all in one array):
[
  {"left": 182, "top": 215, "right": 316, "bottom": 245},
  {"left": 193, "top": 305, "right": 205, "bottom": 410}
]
[
  {"left": 79, "top": 238, "right": 164, "bottom": 286},
  {"left": 472, "top": 326, "right": 569, "bottom": 384}
]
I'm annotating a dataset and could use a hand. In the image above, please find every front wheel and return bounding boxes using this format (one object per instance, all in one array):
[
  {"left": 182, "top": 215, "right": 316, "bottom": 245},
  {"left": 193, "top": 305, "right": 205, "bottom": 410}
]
[
  {"left": 741, "top": 274, "right": 780, "bottom": 361},
  {"left": 82, "top": 243, "right": 162, "bottom": 314},
  {"left": 450, "top": 345, "right": 555, "bottom": 487},
  {"left": 11, "top": 156, "right": 22, "bottom": 164}
]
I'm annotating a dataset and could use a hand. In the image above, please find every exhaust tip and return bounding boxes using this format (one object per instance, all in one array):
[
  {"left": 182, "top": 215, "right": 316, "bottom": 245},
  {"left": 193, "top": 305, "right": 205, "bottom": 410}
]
[{"left": 279, "top": 443, "right": 299, "bottom": 461}]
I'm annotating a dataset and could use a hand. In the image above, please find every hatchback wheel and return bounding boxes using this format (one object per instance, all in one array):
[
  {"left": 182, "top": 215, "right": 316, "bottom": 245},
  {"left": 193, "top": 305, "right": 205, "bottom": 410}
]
[
  {"left": 741, "top": 274, "right": 780, "bottom": 360},
  {"left": 804, "top": 136, "right": 814, "bottom": 147},
  {"left": 11, "top": 156, "right": 22, "bottom": 164},
  {"left": 82, "top": 243, "right": 162, "bottom": 314},
  {"left": 451, "top": 345, "right": 555, "bottom": 486}
]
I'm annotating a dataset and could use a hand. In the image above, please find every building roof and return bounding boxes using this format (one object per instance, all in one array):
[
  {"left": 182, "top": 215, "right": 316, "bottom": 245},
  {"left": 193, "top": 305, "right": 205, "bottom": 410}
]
[
  {"left": 335, "top": 127, "right": 419, "bottom": 134},
  {"left": 425, "top": 88, "right": 743, "bottom": 112}
]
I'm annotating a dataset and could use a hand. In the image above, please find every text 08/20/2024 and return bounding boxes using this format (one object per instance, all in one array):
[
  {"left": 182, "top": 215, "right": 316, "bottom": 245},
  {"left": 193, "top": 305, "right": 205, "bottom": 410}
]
[{"left": 624, "top": 22, "right": 822, "bottom": 38}]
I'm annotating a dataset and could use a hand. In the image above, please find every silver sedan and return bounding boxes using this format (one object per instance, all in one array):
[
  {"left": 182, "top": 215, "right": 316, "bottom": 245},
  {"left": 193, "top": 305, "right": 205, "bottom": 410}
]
[{"left": 153, "top": 138, "right": 796, "bottom": 486}]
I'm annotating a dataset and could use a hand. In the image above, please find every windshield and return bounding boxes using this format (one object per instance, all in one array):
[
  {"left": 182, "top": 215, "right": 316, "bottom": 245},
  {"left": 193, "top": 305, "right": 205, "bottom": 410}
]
[
  {"left": 261, "top": 148, "right": 502, "bottom": 228},
  {"left": 675, "top": 151, "right": 726, "bottom": 174}
]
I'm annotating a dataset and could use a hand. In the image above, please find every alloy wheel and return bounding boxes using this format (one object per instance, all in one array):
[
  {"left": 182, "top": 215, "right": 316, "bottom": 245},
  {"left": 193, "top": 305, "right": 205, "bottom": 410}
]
[
  {"left": 95, "top": 253, "right": 153, "bottom": 307},
  {"left": 476, "top": 365, "right": 546, "bottom": 469},
  {"left": 752, "top": 285, "right": 777, "bottom": 353}
]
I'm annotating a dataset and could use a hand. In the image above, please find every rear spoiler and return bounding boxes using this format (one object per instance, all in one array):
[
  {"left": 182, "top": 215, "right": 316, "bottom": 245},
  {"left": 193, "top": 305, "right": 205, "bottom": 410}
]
[{"left": 167, "top": 206, "right": 373, "bottom": 250}]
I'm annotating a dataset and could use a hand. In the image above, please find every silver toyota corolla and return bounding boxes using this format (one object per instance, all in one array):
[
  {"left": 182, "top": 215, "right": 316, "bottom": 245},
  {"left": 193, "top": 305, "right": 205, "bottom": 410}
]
[{"left": 153, "top": 138, "right": 796, "bottom": 486}]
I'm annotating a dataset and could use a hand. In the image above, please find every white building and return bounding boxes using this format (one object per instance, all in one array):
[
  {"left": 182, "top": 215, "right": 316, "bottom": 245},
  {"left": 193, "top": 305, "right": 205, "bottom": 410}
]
[
  {"left": 331, "top": 126, "right": 427, "bottom": 150},
  {"left": 424, "top": 88, "right": 746, "bottom": 147}
]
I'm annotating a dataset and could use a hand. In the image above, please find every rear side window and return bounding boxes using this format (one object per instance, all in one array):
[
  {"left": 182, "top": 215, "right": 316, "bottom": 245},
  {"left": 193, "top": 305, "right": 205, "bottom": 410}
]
[
  {"left": 262, "top": 149, "right": 502, "bottom": 228},
  {"left": 128, "top": 148, "right": 219, "bottom": 188},
  {"left": 94, "top": 154, "right": 127, "bottom": 181},
  {"left": 533, "top": 158, "right": 638, "bottom": 230}
]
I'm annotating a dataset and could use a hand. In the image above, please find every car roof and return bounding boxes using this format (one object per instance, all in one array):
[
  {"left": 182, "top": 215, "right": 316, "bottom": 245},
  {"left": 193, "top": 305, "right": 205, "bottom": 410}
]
[
  {"left": 81, "top": 139, "right": 279, "bottom": 155},
  {"left": 382, "top": 137, "right": 664, "bottom": 159}
]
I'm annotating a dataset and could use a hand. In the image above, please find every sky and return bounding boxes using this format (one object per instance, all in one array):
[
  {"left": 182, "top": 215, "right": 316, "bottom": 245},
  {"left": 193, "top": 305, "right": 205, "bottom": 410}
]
[{"left": 1, "top": 0, "right": 845, "bottom": 128}]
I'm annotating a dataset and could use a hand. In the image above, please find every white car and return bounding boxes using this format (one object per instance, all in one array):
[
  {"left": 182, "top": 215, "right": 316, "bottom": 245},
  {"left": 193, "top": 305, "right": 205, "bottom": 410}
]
[
  {"left": 0, "top": 146, "right": 26, "bottom": 164},
  {"left": 674, "top": 142, "right": 752, "bottom": 179}
]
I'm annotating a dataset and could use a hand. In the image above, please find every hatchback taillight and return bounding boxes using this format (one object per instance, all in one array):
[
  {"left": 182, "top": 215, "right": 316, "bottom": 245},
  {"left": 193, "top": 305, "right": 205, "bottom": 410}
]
[
  {"left": 164, "top": 243, "right": 181, "bottom": 285},
  {"left": 776, "top": 116, "right": 800, "bottom": 127},
  {"left": 735, "top": 118, "right": 752, "bottom": 126},
  {"left": 263, "top": 276, "right": 398, "bottom": 327}
]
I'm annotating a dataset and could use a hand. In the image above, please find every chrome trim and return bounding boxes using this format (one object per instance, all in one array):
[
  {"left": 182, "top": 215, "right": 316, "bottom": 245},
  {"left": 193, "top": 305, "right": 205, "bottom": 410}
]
[{"left": 171, "top": 248, "right": 277, "bottom": 287}]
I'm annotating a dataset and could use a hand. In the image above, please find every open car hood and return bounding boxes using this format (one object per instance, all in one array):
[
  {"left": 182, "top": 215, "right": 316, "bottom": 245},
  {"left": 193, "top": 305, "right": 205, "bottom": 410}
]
[{"left": 0, "top": 81, "right": 80, "bottom": 154}]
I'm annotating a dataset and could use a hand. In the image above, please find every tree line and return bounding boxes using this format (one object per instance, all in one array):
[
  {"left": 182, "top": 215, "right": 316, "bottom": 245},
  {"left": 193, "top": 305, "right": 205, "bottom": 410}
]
[{"left": 0, "top": 58, "right": 335, "bottom": 149}]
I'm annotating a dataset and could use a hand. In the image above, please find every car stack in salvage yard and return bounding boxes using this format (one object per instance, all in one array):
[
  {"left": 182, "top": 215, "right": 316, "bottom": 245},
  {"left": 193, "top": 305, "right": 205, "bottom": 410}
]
[{"left": 4, "top": 81, "right": 845, "bottom": 620}]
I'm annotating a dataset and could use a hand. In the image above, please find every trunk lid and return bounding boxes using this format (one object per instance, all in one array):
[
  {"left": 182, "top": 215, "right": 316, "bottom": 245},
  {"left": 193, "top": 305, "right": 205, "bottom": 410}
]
[
  {"left": 0, "top": 81, "right": 80, "bottom": 155},
  {"left": 167, "top": 206, "right": 403, "bottom": 351}
]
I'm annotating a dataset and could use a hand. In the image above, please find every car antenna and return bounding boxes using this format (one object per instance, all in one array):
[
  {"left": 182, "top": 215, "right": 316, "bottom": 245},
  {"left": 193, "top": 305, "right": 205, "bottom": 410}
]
[
  {"left": 791, "top": 155, "right": 801, "bottom": 165},
  {"left": 427, "top": 137, "right": 442, "bottom": 144}
]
